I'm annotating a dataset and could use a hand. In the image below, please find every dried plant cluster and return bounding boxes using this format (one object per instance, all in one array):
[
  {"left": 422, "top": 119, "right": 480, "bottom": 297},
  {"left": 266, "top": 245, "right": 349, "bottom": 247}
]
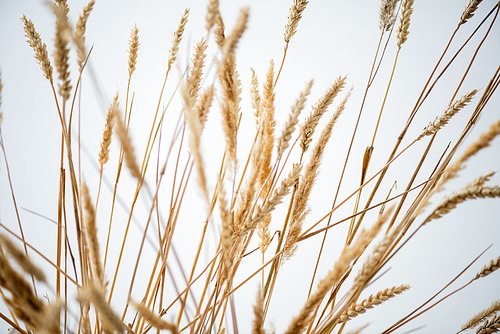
[{"left": 1, "top": 0, "right": 500, "bottom": 333}]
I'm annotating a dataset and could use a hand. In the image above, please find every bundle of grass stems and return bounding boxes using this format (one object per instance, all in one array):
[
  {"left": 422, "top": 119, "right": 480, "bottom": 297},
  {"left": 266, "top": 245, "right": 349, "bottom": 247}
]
[{"left": 0, "top": 0, "right": 499, "bottom": 333}]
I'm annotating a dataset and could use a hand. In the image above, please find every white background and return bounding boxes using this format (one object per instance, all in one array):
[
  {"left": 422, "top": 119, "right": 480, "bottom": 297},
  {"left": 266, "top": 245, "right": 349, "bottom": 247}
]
[{"left": 1, "top": 0, "right": 500, "bottom": 333}]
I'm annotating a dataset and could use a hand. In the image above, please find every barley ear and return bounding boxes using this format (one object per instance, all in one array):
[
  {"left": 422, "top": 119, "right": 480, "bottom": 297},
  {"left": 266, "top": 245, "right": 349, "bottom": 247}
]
[
  {"left": 475, "top": 315, "right": 500, "bottom": 334},
  {"left": 168, "top": 8, "right": 189, "bottom": 70},
  {"left": 461, "top": 300, "right": 500, "bottom": 332},
  {"left": 284, "top": 0, "right": 309, "bottom": 51},
  {"left": 132, "top": 301, "right": 178, "bottom": 332},
  {"left": 128, "top": 25, "right": 140, "bottom": 77},
  {"left": 21, "top": 15, "right": 53, "bottom": 83},
  {"left": 74, "top": 0, "right": 95, "bottom": 70},
  {"left": 0, "top": 234, "right": 46, "bottom": 282},
  {"left": 99, "top": 95, "right": 117, "bottom": 172},
  {"left": 206, "top": 0, "right": 220, "bottom": 31},
  {"left": 81, "top": 182, "right": 104, "bottom": 285},
  {"left": 417, "top": 90, "right": 477, "bottom": 140},
  {"left": 114, "top": 108, "right": 143, "bottom": 181},
  {"left": 459, "top": 0, "right": 484, "bottom": 27},
  {"left": 379, "top": 0, "right": 399, "bottom": 31},
  {"left": 475, "top": 256, "right": 500, "bottom": 280},
  {"left": 396, "top": 0, "right": 414, "bottom": 48},
  {"left": 53, "top": 1, "right": 72, "bottom": 101}
]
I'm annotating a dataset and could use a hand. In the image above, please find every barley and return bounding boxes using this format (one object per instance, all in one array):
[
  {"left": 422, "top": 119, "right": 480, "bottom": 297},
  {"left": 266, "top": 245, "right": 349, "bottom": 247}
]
[
  {"left": 128, "top": 25, "right": 140, "bottom": 77},
  {"left": 82, "top": 182, "right": 104, "bottom": 284},
  {"left": 286, "top": 89, "right": 351, "bottom": 259},
  {"left": 53, "top": 2, "right": 72, "bottom": 101},
  {"left": 284, "top": 0, "right": 309, "bottom": 50},
  {"left": 379, "top": 0, "right": 399, "bottom": 31},
  {"left": 461, "top": 300, "right": 500, "bottom": 332},
  {"left": 187, "top": 38, "right": 208, "bottom": 101},
  {"left": 206, "top": 0, "right": 220, "bottom": 31},
  {"left": 194, "top": 85, "right": 215, "bottom": 129},
  {"left": 239, "top": 164, "right": 301, "bottom": 237},
  {"left": 98, "top": 95, "right": 117, "bottom": 171},
  {"left": 424, "top": 185, "right": 500, "bottom": 224},
  {"left": 79, "top": 283, "right": 129, "bottom": 333},
  {"left": 396, "top": 0, "right": 414, "bottom": 48},
  {"left": 476, "top": 315, "right": 500, "bottom": 334},
  {"left": 74, "top": 0, "right": 95, "bottom": 70},
  {"left": 168, "top": 8, "right": 189, "bottom": 69},
  {"left": 300, "top": 76, "right": 346, "bottom": 153},
  {"left": 338, "top": 285, "right": 410, "bottom": 323},
  {"left": 114, "top": 108, "right": 142, "bottom": 181},
  {"left": 133, "top": 301, "right": 178, "bottom": 332},
  {"left": 460, "top": 0, "right": 484, "bottom": 27},
  {"left": 277, "top": 80, "right": 313, "bottom": 159},
  {"left": 258, "top": 60, "right": 276, "bottom": 198},
  {"left": 417, "top": 90, "right": 477, "bottom": 140},
  {"left": 252, "top": 289, "right": 265, "bottom": 334},
  {"left": 475, "top": 256, "right": 500, "bottom": 280},
  {"left": 0, "top": 234, "right": 45, "bottom": 282},
  {"left": 250, "top": 69, "right": 261, "bottom": 125},
  {"left": 223, "top": 8, "right": 249, "bottom": 56},
  {"left": 21, "top": 15, "right": 53, "bottom": 83}
]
